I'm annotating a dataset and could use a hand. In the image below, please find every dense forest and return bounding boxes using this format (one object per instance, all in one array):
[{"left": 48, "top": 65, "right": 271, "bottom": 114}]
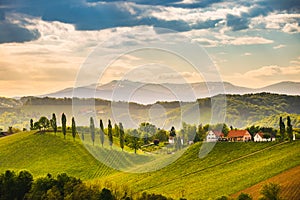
[{"left": 0, "top": 93, "right": 300, "bottom": 130}]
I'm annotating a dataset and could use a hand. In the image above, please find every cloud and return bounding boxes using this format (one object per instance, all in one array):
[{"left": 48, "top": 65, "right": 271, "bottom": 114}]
[
  {"left": 0, "top": 14, "right": 40, "bottom": 43},
  {"left": 224, "top": 65, "right": 300, "bottom": 88},
  {"left": 283, "top": 23, "right": 300, "bottom": 33},
  {"left": 226, "top": 13, "right": 249, "bottom": 31},
  {"left": 250, "top": 12, "right": 300, "bottom": 32},
  {"left": 225, "top": 36, "right": 273, "bottom": 45},
  {"left": 242, "top": 52, "right": 252, "bottom": 56},
  {"left": 290, "top": 56, "right": 300, "bottom": 65},
  {"left": 273, "top": 44, "right": 286, "bottom": 49}
]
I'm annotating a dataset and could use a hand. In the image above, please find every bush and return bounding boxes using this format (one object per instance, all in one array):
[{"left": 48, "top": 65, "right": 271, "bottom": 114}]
[
  {"left": 259, "top": 182, "right": 282, "bottom": 200},
  {"left": 237, "top": 193, "right": 252, "bottom": 200}
]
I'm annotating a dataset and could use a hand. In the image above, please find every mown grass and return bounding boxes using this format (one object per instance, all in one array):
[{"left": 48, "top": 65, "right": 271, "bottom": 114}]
[
  {"left": 1, "top": 131, "right": 299, "bottom": 199},
  {"left": 97, "top": 141, "right": 300, "bottom": 199},
  {"left": 0, "top": 131, "right": 115, "bottom": 179}
]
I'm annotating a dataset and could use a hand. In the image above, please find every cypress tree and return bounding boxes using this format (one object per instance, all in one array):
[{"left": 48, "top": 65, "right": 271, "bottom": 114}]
[
  {"left": 108, "top": 119, "right": 113, "bottom": 148},
  {"left": 100, "top": 119, "right": 105, "bottom": 147},
  {"left": 279, "top": 116, "right": 285, "bottom": 142},
  {"left": 90, "top": 117, "right": 95, "bottom": 146},
  {"left": 61, "top": 113, "right": 67, "bottom": 139},
  {"left": 71, "top": 117, "right": 76, "bottom": 141},
  {"left": 30, "top": 119, "right": 34, "bottom": 130},
  {"left": 287, "top": 116, "right": 293, "bottom": 141},
  {"left": 51, "top": 113, "right": 57, "bottom": 135},
  {"left": 119, "top": 122, "right": 125, "bottom": 151}
]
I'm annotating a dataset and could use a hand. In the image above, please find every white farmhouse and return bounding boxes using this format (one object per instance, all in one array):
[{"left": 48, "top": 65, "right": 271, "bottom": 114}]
[
  {"left": 254, "top": 132, "right": 275, "bottom": 142},
  {"left": 206, "top": 130, "right": 224, "bottom": 142}
]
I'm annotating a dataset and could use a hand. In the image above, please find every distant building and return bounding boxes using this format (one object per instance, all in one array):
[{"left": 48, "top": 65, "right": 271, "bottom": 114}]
[
  {"left": 227, "top": 130, "right": 251, "bottom": 142},
  {"left": 168, "top": 136, "right": 175, "bottom": 144},
  {"left": 206, "top": 130, "right": 224, "bottom": 142},
  {"left": 254, "top": 132, "right": 275, "bottom": 142}
]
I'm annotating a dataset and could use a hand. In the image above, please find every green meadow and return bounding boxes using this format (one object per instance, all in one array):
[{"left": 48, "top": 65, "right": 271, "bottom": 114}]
[{"left": 1, "top": 131, "right": 299, "bottom": 199}]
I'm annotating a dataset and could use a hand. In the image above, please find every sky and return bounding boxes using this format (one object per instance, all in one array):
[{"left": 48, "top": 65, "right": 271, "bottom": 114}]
[{"left": 0, "top": 0, "right": 299, "bottom": 97}]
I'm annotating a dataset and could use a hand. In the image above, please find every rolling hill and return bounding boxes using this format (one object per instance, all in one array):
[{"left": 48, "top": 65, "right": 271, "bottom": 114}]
[
  {"left": 1, "top": 93, "right": 300, "bottom": 130},
  {"left": 0, "top": 131, "right": 299, "bottom": 199},
  {"left": 40, "top": 80, "right": 300, "bottom": 104}
]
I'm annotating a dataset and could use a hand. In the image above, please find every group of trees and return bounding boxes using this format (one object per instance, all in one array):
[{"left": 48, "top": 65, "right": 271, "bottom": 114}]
[
  {"left": 29, "top": 112, "right": 295, "bottom": 155},
  {"left": 279, "top": 116, "right": 293, "bottom": 141},
  {"left": 30, "top": 114, "right": 58, "bottom": 134},
  {"left": 216, "top": 182, "right": 283, "bottom": 200},
  {"left": 0, "top": 170, "right": 172, "bottom": 200}
]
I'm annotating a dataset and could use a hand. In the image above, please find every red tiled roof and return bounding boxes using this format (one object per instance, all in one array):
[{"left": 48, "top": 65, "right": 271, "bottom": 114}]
[
  {"left": 212, "top": 130, "right": 224, "bottom": 137},
  {"left": 228, "top": 130, "right": 250, "bottom": 138}
]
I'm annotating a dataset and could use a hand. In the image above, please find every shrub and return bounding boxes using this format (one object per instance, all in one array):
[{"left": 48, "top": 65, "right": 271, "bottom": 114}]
[
  {"left": 237, "top": 193, "right": 252, "bottom": 200},
  {"left": 259, "top": 182, "right": 282, "bottom": 200}
]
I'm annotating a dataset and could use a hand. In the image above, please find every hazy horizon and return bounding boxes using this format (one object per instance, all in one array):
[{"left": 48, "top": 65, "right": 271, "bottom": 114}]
[{"left": 0, "top": 1, "right": 299, "bottom": 97}]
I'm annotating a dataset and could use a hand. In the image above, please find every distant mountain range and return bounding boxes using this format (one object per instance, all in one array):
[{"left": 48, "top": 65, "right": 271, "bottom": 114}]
[{"left": 40, "top": 80, "right": 300, "bottom": 104}]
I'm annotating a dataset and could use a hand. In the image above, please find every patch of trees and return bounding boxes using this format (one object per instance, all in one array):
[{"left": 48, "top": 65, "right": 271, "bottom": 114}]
[
  {"left": 0, "top": 170, "right": 172, "bottom": 200},
  {"left": 216, "top": 182, "right": 283, "bottom": 200}
]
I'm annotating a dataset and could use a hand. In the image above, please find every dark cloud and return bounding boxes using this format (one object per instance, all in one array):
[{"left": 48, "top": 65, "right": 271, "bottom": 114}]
[
  {"left": 86, "top": 0, "right": 224, "bottom": 8},
  {"left": 0, "top": 21, "right": 40, "bottom": 43},
  {"left": 226, "top": 14, "right": 249, "bottom": 31},
  {"left": 0, "top": 0, "right": 299, "bottom": 43},
  {"left": 259, "top": 0, "right": 300, "bottom": 12}
]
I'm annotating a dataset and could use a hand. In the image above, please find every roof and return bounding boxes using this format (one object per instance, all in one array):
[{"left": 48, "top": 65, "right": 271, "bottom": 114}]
[
  {"left": 228, "top": 130, "right": 250, "bottom": 138},
  {"left": 255, "top": 132, "right": 264, "bottom": 138},
  {"left": 211, "top": 130, "right": 224, "bottom": 137}
]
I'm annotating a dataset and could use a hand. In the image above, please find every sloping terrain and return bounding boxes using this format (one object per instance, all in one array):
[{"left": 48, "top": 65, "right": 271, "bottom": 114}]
[
  {"left": 0, "top": 131, "right": 299, "bottom": 199},
  {"left": 231, "top": 165, "right": 300, "bottom": 199}
]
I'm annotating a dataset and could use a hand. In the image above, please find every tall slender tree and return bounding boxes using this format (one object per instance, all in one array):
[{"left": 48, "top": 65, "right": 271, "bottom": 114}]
[
  {"left": 30, "top": 119, "right": 34, "bottom": 130},
  {"left": 90, "top": 117, "right": 95, "bottom": 146},
  {"left": 119, "top": 122, "right": 125, "bottom": 151},
  {"left": 287, "top": 116, "right": 293, "bottom": 141},
  {"left": 114, "top": 123, "right": 119, "bottom": 137},
  {"left": 99, "top": 119, "right": 105, "bottom": 147},
  {"left": 108, "top": 119, "right": 113, "bottom": 148},
  {"left": 279, "top": 116, "right": 285, "bottom": 142},
  {"left": 170, "top": 126, "right": 176, "bottom": 137},
  {"left": 71, "top": 117, "right": 76, "bottom": 141},
  {"left": 61, "top": 113, "right": 67, "bottom": 139},
  {"left": 51, "top": 113, "right": 57, "bottom": 135}
]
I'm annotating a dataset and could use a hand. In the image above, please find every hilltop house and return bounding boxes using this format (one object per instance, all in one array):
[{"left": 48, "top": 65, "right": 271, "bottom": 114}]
[
  {"left": 168, "top": 136, "right": 175, "bottom": 144},
  {"left": 227, "top": 130, "right": 252, "bottom": 142},
  {"left": 254, "top": 132, "right": 275, "bottom": 142},
  {"left": 206, "top": 130, "right": 224, "bottom": 142}
]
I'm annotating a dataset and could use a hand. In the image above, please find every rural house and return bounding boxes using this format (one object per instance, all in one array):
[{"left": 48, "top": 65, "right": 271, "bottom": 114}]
[
  {"left": 227, "top": 130, "right": 252, "bottom": 142},
  {"left": 254, "top": 132, "right": 275, "bottom": 142},
  {"left": 206, "top": 130, "right": 224, "bottom": 142}
]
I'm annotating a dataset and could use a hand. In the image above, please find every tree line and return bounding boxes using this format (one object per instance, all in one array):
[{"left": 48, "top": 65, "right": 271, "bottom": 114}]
[
  {"left": 0, "top": 170, "right": 173, "bottom": 200},
  {"left": 29, "top": 112, "right": 296, "bottom": 154}
]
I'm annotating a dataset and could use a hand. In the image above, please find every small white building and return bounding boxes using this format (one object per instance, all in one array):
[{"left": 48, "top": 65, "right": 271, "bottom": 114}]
[
  {"left": 168, "top": 136, "right": 175, "bottom": 144},
  {"left": 254, "top": 132, "right": 275, "bottom": 142},
  {"left": 206, "top": 130, "right": 224, "bottom": 142}
]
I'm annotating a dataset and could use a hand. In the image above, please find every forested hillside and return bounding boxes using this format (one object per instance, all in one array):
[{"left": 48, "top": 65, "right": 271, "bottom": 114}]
[{"left": 0, "top": 93, "right": 299, "bottom": 129}]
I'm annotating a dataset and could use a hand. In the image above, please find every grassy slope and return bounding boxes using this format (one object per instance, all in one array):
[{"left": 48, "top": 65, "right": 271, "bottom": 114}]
[
  {"left": 100, "top": 142, "right": 300, "bottom": 199},
  {"left": 0, "top": 131, "right": 115, "bottom": 179},
  {"left": 1, "top": 131, "right": 300, "bottom": 199},
  {"left": 231, "top": 165, "right": 300, "bottom": 200}
]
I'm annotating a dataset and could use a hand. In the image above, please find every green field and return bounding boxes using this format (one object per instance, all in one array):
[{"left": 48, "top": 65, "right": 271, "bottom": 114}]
[{"left": 1, "top": 131, "right": 300, "bottom": 199}]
